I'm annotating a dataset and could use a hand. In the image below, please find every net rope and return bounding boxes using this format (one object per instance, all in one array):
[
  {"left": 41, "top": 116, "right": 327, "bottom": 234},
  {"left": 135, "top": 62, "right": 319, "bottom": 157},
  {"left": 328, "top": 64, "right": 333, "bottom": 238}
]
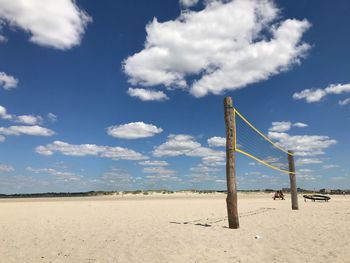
[{"left": 234, "top": 108, "right": 293, "bottom": 174}]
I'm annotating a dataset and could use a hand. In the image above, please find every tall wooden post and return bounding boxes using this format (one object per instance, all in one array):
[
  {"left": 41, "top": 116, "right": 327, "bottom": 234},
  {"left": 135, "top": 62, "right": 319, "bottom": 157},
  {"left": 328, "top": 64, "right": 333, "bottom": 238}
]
[
  {"left": 288, "top": 150, "right": 299, "bottom": 210},
  {"left": 224, "top": 97, "right": 239, "bottom": 229}
]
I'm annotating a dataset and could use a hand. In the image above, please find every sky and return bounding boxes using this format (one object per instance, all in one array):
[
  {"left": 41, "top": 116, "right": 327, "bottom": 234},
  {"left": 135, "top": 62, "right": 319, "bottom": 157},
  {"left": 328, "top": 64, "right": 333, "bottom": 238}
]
[{"left": 0, "top": 0, "right": 349, "bottom": 194}]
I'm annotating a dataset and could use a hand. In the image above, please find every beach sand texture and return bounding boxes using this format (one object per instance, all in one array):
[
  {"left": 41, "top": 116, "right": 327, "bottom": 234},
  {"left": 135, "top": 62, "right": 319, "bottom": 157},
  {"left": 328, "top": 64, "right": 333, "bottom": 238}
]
[{"left": 0, "top": 193, "right": 349, "bottom": 263}]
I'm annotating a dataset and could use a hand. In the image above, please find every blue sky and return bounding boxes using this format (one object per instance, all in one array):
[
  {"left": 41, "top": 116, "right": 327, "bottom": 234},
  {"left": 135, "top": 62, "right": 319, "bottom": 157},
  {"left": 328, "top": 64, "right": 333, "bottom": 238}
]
[{"left": 0, "top": 0, "right": 349, "bottom": 194}]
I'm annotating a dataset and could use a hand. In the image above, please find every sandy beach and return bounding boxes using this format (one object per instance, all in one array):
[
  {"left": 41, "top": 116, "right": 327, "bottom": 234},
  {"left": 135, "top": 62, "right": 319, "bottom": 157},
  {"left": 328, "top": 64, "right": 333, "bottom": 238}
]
[{"left": 0, "top": 193, "right": 349, "bottom": 263}]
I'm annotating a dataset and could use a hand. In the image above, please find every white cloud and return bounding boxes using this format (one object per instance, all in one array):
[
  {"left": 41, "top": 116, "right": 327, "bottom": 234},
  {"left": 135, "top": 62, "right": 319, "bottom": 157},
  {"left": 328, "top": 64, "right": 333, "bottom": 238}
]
[
  {"left": 0, "top": 164, "right": 14, "bottom": 172},
  {"left": 0, "top": 104, "right": 44, "bottom": 125},
  {"left": 0, "top": 72, "right": 18, "bottom": 90},
  {"left": 143, "top": 166, "right": 176, "bottom": 175},
  {"left": 26, "top": 166, "right": 80, "bottom": 178},
  {"left": 123, "top": 0, "right": 310, "bottom": 98},
  {"left": 269, "top": 121, "right": 307, "bottom": 132},
  {"left": 153, "top": 134, "right": 200, "bottom": 157},
  {"left": 127, "top": 88, "right": 169, "bottom": 101},
  {"left": 0, "top": 0, "right": 91, "bottom": 50},
  {"left": 36, "top": 140, "right": 147, "bottom": 161},
  {"left": 0, "top": 125, "right": 54, "bottom": 136},
  {"left": 0, "top": 105, "right": 12, "bottom": 119},
  {"left": 207, "top": 136, "right": 226, "bottom": 147},
  {"left": 293, "top": 122, "right": 308, "bottom": 128},
  {"left": 14, "top": 115, "right": 43, "bottom": 125},
  {"left": 180, "top": 0, "right": 199, "bottom": 8},
  {"left": 107, "top": 122, "right": 163, "bottom": 139},
  {"left": 190, "top": 164, "right": 221, "bottom": 174},
  {"left": 47, "top": 113, "right": 58, "bottom": 122},
  {"left": 269, "top": 121, "right": 292, "bottom": 132},
  {"left": 266, "top": 121, "right": 336, "bottom": 168},
  {"left": 139, "top": 160, "right": 169, "bottom": 166},
  {"left": 0, "top": 105, "right": 55, "bottom": 142},
  {"left": 153, "top": 134, "right": 225, "bottom": 160},
  {"left": 101, "top": 168, "right": 134, "bottom": 184},
  {"left": 269, "top": 131, "right": 336, "bottom": 157},
  {"left": 293, "top": 89, "right": 326, "bottom": 103},
  {"left": 339, "top": 98, "right": 350, "bottom": 106},
  {"left": 293, "top": 83, "right": 350, "bottom": 103},
  {"left": 201, "top": 156, "right": 225, "bottom": 166}
]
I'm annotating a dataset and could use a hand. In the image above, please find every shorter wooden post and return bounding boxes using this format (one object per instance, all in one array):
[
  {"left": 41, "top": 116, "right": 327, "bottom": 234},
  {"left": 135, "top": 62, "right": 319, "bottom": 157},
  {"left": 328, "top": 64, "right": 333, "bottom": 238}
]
[
  {"left": 288, "top": 150, "right": 298, "bottom": 210},
  {"left": 224, "top": 97, "right": 239, "bottom": 229}
]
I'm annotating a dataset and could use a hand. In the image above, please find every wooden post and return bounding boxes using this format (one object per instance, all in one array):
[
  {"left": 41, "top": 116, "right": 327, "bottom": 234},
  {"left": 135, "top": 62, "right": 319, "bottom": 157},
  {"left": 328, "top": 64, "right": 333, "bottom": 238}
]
[
  {"left": 288, "top": 150, "right": 299, "bottom": 210},
  {"left": 224, "top": 97, "right": 239, "bottom": 229}
]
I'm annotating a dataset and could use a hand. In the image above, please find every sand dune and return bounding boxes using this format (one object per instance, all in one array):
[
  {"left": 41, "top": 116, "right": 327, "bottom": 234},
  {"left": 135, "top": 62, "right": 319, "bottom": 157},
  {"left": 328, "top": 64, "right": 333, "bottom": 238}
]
[{"left": 0, "top": 193, "right": 349, "bottom": 262}]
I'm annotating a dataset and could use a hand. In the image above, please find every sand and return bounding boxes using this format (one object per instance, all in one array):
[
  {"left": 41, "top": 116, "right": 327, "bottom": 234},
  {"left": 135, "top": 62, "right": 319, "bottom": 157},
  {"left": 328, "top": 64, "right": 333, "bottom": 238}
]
[{"left": 0, "top": 192, "right": 349, "bottom": 262}]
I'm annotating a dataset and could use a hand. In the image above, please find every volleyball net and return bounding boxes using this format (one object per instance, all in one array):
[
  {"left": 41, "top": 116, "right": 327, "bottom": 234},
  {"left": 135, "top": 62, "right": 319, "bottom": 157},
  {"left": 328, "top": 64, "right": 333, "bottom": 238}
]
[{"left": 233, "top": 108, "right": 294, "bottom": 174}]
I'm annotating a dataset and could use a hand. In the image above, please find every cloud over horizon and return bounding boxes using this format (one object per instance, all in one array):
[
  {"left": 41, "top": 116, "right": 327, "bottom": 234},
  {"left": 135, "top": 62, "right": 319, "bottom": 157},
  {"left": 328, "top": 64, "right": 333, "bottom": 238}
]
[{"left": 36, "top": 141, "right": 147, "bottom": 161}]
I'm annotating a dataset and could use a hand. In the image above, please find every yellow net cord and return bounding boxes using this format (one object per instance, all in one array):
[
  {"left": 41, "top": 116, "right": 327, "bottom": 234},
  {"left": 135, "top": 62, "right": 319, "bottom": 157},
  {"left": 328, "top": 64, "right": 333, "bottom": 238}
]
[{"left": 234, "top": 108, "right": 294, "bottom": 174}]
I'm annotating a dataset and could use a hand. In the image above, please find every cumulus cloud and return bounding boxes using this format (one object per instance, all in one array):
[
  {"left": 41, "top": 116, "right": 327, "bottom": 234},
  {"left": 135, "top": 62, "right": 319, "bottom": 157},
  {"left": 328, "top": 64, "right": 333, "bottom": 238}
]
[
  {"left": 0, "top": 105, "right": 12, "bottom": 119},
  {"left": 153, "top": 134, "right": 225, "bottom": 161},
  {"left": 127, "top": 88, "right": 169, "bottom": 101},
  {"left": 0, "top": 0, "right": 91, "bottom": 50},
  {"left": 268, "top": 121, "right": 336, "bottom": 158},
  {"left": 201, "top": 155, "right": 225, "bottom": 166},
  {"left": 107, "top": 122, "right": 163, "bottom": 139},
  {"left": 269, "top": 121, "right": 292, "bottom": 132},
  {"left": 269, "top": 121, "right": 308, "bottom": 132},
  {"left": 139, "top": 160, "right": 169, "bottom": 166},
  {"left": 268, "top": 131, "right": 336, "bottom": 157},
  {"left": 0, "top": 164, "right": 14, "bottom": 172},
  {"left": 14, "top": 115, "right": 43, "bottom": 125},
  {"left": 123, "top": 0, "right": 310, "bottom": 98},
  {"left": 180, "top": 0, "right": 199, "bottom": 8},
  {"left": 0, "top": 104, "right": 44, "bottom": 125},
  {"left": 0, "top": 72, "right": 18, "bottom": 90},
  {"left": 207, "top": 136, "right": 226, "bottom": 147},
  {"left": 293, "top": 83, "right": 350, "bottom": 103},
  {"left": 0, "top": 125, "right": 54, "bottom": 136},
  {"left": 153, "top": 134, "right": 200, "bottom": 157},
  {"left": 0, "top": 105, "right": 52, "bottom": 140},
  {"left": 36, "top": 140, "right": 147, "bottom": 161}
]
